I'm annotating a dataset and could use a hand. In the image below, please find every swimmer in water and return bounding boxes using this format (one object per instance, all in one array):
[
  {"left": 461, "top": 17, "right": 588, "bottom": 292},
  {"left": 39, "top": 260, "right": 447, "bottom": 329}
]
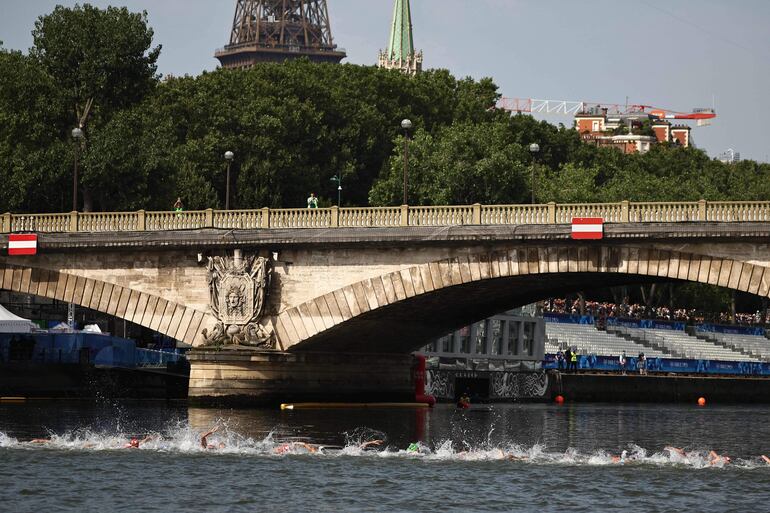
[
  {"left": 275, "top": 439, "right": 383, "bottom": 454},
  {"left": 497, "top": 449, "right": 528, "bottom": 461},
  {"left": 664, "top": 446, "right": 687, "bottom": 457},
  {"left": 761, "top": 455, "right": 770, "bottom": 465},
  {"left": 709, "top": 450, "right": 731, "bottom": 466},
  {"left": 200, "top": 426, "right": 225, "bottom": 450},
  {"left": 406, "top": 442, "right": 420, "bottom": 454},
  {"left": 611, "top": 450, "right": 628, "bottom": 464},
  {"left": 124, "top": 435, "right": 153, "bottom": 449},
  {"left": 274, "top": 441, "right": 320, "bottom": 454}
]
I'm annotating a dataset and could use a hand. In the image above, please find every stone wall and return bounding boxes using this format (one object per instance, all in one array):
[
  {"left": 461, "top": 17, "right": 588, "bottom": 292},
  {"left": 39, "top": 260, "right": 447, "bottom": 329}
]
[
  {"left": 188, "top": 350, "right": 414, "bottom": 405},
  {"left": 0, "top": 224, "right": 768, "bottom": 352}
]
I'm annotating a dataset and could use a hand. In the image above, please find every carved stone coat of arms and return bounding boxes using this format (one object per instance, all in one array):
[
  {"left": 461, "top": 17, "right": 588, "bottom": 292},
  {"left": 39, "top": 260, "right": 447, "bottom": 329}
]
[{"left": 201, "top": 253, "right": 274, "bottom": 348}]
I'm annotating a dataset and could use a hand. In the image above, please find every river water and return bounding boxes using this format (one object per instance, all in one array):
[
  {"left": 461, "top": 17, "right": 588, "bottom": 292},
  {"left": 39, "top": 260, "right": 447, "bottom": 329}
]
[{"left": 1, "top": 401, "right": 769, "bottom": 512}]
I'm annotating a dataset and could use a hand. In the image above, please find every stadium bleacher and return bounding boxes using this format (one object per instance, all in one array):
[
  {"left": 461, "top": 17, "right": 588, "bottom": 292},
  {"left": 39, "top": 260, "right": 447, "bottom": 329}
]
[
  {"left": 546, "top": 321, "right": 766, "bottom": 362},
  {"left": 697, "top": 331, "right": 770, "bottom": 361},
  {"left": 545, "top": 323, "right": 668, "bottom": 358}
]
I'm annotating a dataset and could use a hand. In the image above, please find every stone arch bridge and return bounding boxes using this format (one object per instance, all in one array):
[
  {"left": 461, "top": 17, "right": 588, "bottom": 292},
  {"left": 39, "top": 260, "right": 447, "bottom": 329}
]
[{"left": 2, "top": 202, "right": 769, "bottom": 355}]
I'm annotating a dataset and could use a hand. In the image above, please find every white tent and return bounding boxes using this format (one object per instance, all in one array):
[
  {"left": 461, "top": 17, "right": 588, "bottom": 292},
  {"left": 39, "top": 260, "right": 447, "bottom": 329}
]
[{"left": 0, "top": 304, "right": 36, "bottom": 333}]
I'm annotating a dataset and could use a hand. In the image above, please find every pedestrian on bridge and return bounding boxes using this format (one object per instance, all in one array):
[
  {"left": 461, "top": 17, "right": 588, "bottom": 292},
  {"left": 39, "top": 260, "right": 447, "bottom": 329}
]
[{"left": 307, "top": 192, "right": 318, "bottom": 208}]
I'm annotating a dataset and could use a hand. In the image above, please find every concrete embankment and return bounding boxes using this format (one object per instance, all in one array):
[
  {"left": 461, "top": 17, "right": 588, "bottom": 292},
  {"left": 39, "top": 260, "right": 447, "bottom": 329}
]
[{"left": 550, "top": 371, "right": 770, "bottom": 403}]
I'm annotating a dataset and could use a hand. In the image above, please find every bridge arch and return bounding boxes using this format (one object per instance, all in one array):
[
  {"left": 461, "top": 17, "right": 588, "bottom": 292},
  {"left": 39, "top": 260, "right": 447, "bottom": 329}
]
[
  {"left": 0, "top": 262, "right": 216, "bottom": 345},
  {"left": 275, "top": 245, "right": 770, "bottom": 353}
]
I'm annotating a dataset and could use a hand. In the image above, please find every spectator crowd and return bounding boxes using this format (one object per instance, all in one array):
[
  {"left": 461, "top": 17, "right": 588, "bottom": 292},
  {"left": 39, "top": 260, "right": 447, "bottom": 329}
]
[{"left": 542, "top": 298, "right": 768, "bottom": 326}]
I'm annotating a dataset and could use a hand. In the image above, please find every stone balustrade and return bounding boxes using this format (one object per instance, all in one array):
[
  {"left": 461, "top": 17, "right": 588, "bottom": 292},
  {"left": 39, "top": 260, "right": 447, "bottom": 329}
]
[{"left": 2, "top": 200, "right": 770, "bottom": 233}]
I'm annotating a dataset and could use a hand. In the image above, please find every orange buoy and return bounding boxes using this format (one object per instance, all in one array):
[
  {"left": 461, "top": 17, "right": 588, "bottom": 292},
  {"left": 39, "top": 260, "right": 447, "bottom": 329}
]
[
  {"left": 697, "top": 397, "right": 706, "bottom": 406},
  {"left": 555, "top": 395, "right": 565, "bottom": 404}
]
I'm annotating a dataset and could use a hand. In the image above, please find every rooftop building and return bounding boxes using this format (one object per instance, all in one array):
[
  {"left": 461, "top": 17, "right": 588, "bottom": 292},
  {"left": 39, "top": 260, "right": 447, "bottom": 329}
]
[{"left": 575, "top": 112, "right": 692, "bottom": 154}]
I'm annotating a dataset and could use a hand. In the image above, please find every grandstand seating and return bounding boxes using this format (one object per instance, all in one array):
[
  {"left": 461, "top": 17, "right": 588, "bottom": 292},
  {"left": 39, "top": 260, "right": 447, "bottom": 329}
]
[
  {"left": 648, "top": 328, "right": 755, "bottom": 361},
  {"left": 546, "top": 322, "right": 765, "bottom": 362},
  {"left": 698, "top": 331, "right": 770, "bottom": 361},
  {"left": 545, "top": 323, "right": 668, "bottom": 358}
]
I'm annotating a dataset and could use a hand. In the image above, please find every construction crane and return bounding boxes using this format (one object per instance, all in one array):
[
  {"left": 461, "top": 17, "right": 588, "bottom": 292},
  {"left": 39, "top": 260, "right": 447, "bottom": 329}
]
[{"left": 497, "top": 97, "right": 717, "bottom": 126}]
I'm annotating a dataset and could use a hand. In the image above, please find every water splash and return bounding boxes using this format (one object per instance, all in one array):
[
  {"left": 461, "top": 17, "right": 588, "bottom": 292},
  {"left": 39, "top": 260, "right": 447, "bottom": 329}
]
[{"left": 0, "top": 426, "right": 768, "bottom": 469}]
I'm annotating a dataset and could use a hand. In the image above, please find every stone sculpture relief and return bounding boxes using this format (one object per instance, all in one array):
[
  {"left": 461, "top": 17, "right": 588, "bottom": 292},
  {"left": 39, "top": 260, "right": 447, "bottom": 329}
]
[{"left": 201, "top": 252, "right": 274, "bottom": 349}]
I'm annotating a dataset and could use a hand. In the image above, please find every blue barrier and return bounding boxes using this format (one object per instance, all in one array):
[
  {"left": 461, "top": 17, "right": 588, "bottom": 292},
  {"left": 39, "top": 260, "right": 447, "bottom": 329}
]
[
  {"left": 0, "top": 333, "right": 185, "bottom": 368},
  {"left": 543, "top": 354, "right": 770, "bottom": 376},
  {"left": 546, "top": 314, "right": 769, "bottom": 335},
  {"left": 135, "top": 348, "right": 186, "bottom": 366},
  {"left": 544, "top": 353, "right": 770, "bottom": 376},
  {"left": 544, "top": 313, "right": 595, "bottom": 325},
  {"left": 696, "top": 323, "right": 767, "bottom": 337}
]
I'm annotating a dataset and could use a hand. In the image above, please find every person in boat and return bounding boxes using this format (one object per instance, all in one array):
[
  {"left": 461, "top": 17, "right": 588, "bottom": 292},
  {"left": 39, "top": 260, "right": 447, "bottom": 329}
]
[{"left": 200, "top": 426, "right": 225, "bottom": 450}]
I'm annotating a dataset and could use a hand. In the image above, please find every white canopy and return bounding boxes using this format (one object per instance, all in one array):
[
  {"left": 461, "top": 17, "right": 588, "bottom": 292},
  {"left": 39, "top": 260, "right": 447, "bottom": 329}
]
[{"left": 0, "top": 304, "right": 35, "bottom": 333}]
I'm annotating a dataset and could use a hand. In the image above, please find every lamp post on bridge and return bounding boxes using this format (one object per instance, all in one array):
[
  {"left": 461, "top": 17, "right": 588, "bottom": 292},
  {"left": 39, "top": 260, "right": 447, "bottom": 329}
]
[
  {"left": 330, "top": 171, "right": 342, "bottom": 207},
  {"left": 71, "top": 127, "right": 84, "bottom": 211},
  {"left": 401, "top": 119, "right": 412, "bottom": 205},
  {"left": 224, "top": 151, "right": 235, "bottom": 210},
  {"left": 529, "top": 142, "right": 540, "bottom": 204},
  {"left": 69, "top": 127, "right": 84, "bottom": 329}
]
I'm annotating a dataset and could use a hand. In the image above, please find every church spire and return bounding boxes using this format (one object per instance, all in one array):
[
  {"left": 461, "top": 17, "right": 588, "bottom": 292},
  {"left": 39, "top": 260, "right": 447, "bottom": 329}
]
[{"left": 378, "top": 0, "right": 423, "bottom": 75}]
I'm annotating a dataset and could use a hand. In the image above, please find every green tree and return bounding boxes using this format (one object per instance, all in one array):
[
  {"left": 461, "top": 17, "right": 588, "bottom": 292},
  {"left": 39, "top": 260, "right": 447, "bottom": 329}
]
[
  {"left": 370, "top": 120, "right": 531, "bottom": 206},
  {"left": 30, "top": 4, "right": 160, "bottom": 210},
  {"left": 0, "top": 49, "right": 71, "bottom": 213}
]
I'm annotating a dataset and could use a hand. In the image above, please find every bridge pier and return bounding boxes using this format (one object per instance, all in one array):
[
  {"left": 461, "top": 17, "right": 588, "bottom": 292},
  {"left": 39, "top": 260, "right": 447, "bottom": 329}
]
[{"left": 187, "top": 350, "right": 415, "bottom": 405}]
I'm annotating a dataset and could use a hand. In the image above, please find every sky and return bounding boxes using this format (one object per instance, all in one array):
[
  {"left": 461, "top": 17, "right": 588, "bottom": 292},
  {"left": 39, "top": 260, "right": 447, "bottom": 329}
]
[{"left": 1, "top": 0, "right": 769, "bottom": 161}]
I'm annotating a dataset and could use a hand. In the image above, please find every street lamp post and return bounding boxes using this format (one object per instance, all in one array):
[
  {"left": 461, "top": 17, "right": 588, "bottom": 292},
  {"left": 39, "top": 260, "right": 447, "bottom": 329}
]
[
  {"left": 71, "top": 127, "right": 84, "bottom": 211},
  {"left": 529, "top": 143, "right": 540, "bottom": 204},
  {"left": 224, "top": 151, "right": 234, "bottom": 210},
  {"left": 401, "top": 119, "right": 412, "bottom": 205},
  {"left": 330, "top": 172, "right": 342, "bottom": 207},
  {"left": 69, "top": 127, "right": 84, "bottom": 329}
]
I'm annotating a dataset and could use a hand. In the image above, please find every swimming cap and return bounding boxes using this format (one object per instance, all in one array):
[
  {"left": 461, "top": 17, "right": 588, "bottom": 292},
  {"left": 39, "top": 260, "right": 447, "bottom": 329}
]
[{"left": 407, "top": 443, "right": 419, "bottom": 452}]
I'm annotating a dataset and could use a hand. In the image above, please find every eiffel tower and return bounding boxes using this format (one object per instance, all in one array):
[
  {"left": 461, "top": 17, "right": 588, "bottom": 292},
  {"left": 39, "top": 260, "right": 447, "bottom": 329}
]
[{"left": 215, "top": 0, "right": 346, "bottom": 68}]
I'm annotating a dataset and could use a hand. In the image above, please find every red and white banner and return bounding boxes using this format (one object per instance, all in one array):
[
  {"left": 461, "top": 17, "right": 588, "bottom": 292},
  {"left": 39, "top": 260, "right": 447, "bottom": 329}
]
[
  {"left": 571, "top": 218, "right": 603, "bottom": 240},
  {"left": 8, "top": 234, "right": 38, "bottom": 255}
]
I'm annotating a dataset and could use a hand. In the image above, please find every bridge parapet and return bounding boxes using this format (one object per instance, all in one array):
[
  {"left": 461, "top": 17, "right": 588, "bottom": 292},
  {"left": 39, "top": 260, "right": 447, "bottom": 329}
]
[{"left": 3, "top": 200, "right": 770, "bottom": 233}]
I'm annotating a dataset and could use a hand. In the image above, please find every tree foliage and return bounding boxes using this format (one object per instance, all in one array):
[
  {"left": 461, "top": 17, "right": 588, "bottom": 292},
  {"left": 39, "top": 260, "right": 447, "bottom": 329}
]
[
  {"left": 1, "top": 4, "right": 769, "bottom": 215},
  {"left": 30, "top": 4, "right": 160, "bottom": 126}
]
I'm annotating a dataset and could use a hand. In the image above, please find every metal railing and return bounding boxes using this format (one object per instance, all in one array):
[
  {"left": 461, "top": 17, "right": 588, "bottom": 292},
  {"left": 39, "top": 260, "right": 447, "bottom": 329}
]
[{"left": 2, "top": 200, "right": 770, "bottom": 234}]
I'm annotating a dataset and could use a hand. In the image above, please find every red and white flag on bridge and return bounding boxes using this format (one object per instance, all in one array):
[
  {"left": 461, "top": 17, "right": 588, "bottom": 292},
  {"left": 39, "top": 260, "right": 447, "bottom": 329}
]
[
  {"left": 8, "top": 234, "right": 38, "bottom": 255},
  {"left": 571, "top": 218, "right": 603, "bottom": 240}
]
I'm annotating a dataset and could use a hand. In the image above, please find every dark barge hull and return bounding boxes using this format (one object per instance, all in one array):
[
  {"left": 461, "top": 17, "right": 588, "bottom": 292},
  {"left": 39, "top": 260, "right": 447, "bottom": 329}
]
[
  {"left": 0, "top": 362, "right": 189, "bottom": 400},
  {"left": 550, "top": 371, "right": 770, "bottom": 403}
]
